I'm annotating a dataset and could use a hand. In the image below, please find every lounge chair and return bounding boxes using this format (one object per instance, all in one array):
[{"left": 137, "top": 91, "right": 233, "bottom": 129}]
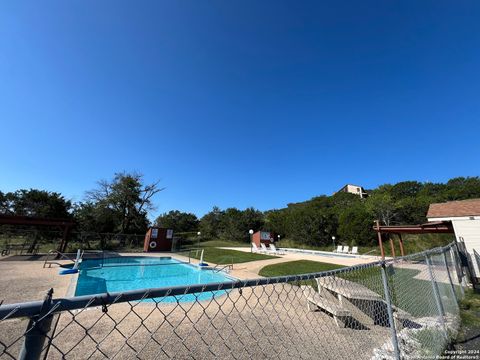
[
  {"left": 251, "top": 243, "right": 261, "bottom": 253},
  {"left": 350, "top": 246, "right": 358, "bottom": 255},
  {"left": 342, "top": 246, "right": 349, "bottom": 254},
  {"left": 269, "top": 244, "right": 285, "bottom": 255},
  {"left": 301, "top": 285, "right": 351, "bottom": 327},
  {"left": 334, "top": 245, "right": 343, "bottom": 253},
  {"left": 260, "top": 243, "right": 272, "bottom": 253}
]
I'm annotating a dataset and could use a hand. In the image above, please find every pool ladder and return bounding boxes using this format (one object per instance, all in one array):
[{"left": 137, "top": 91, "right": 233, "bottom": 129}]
[
  {"left": 212, "top": 262, "right": 233, "bottom": 273},
  {"left": 43, "top": 250, "right": 83, "bottom": 268}
]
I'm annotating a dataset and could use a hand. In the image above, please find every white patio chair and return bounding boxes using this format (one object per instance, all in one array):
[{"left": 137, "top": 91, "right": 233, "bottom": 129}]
[
  {"left": 251, "top": 243, "right": 260, "bottom": 253},
  {"left": 260, "top": 243, "right": 271, "bottom": 253},
  {"left": 334, "top": 245, "right": 343, "bottom": 253},
  {"left": 270, "top": 244, "right": 285, "bottom": 255},
  {"left": 342, "top": 246, "right": 349, "bottom": 254},
  {"left": 351, "top": 246, "right": 358, "bottom": 255}
]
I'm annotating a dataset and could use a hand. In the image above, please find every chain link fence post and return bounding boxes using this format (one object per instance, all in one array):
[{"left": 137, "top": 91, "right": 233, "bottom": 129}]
[
  {"left": 425, "top": 254, "right": 447, "bottom": 338},
  {"left": 18, "top": 289, "right": 54, "bottom": 360},
  {"left": 442, "top": 251, "right": 459, "bottom": 306},
  {"left": 451, "top": 247, "right": 465, "bottom": 297},
  {"left": 380, "top": 262, "right": 400, "bottom": 360}
]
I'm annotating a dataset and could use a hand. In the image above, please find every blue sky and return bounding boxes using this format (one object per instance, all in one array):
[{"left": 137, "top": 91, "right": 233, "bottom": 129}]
[{"left": 1, "top": 1, "right": 479, "bottom": 218}]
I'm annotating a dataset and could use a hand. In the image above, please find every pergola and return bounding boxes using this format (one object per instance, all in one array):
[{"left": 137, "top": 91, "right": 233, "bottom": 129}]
[
  {"left": 0, "top": 215, "right": 75, "bottom": 253},
  {"left": 373, "top": 220, "right": 454, "bottom": 259}
]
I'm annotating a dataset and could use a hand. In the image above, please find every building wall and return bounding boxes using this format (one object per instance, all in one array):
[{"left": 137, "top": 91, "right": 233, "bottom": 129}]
[
  {"left": 429, "top": 215, "right": 480, "bottom": 277},
  {"left": 451, "top": 219, "right": 480, "bottom": 277},
  {"left": 343, "top": 185, "right": 366, "bottom": 198},
  {"left": 251, "top": 231, "right": 273, "bottom": 247}
]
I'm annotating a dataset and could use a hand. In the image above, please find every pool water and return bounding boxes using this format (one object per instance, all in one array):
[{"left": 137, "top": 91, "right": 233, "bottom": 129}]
[{"left": 75, "top": 256, "right": 234, "bottom": 302}]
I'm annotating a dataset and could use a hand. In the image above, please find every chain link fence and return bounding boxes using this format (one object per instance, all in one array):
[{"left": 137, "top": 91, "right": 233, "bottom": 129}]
[
  {"left": 0, "top": 227, "right": 147, "bottom": 254},
  {"left": 0, "top": 227, "right": 200, "bottom": 255},
  {"left": 0, "top": 243, "right": 465, "bottom": 359}
]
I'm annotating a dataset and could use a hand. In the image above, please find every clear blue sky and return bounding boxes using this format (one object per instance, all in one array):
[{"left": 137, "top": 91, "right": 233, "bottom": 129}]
[{"left": 1, "top": 1, "right": 479, "bottom": 218}]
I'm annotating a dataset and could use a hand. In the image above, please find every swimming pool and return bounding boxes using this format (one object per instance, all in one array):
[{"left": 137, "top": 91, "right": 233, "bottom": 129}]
[{"left": 75, "top": 256, "right": 234, "bottom": 302}]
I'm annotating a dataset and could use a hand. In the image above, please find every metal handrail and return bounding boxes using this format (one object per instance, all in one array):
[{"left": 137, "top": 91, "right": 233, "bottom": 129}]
[
  {"left": 43, "top": 250, "right": 78, "bottom": 268},
  {"left": 212, "top": 263, "right": 233, "bottom": 273}
]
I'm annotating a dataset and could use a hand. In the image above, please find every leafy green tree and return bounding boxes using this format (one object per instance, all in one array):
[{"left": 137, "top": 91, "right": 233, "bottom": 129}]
[
  {"left": 444, "top": 177, "right": 480, "bottom": 200},
  {"left": 264, "top": 209, "right": 288, "bottom": 236},
  {"left": 284, "top": 204, "right": 335, "bottom": 246},
  {"left": 390, "top": 181, "right": 423, "bottom": 200},
  {"left": 366, "top": 193, "right": 397, "bottom": 226},
  {"left": 73, "top": 201, "right": 118, "bottom": 233},
  {"left": 0, "top": 191, "right": 14, "bottom": 214},
  {"left": 84, "top": 172, "right": 163, "bottom": 233},
  {"left": 2, "top": 189, "right": 72, "bottom": 218},
  {"left": 337, "top": 205, "right": 374, "bottom": 246},
  {"left": 199, "top": 206, "right": 224, "bottom": 239},
  {"left": 155, "top": 210, "right": 199, "bottom": 233},
  {"left": 396, "top": 196, "right": 430, "bottom": 224}
]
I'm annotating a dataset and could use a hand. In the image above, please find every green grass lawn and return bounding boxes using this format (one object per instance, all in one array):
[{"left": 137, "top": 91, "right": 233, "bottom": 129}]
[
  {"left": 190, "top": 247, "right": 278, "bottom": 264},
  {"left": 196, "top": 239, "right": 249, "bottom": 248},
  {"left": 258, "top": 260, "right": 344, "bottom": 277},
  {"left": 258, "top": 259, "right": 437, "bottom": 317}
]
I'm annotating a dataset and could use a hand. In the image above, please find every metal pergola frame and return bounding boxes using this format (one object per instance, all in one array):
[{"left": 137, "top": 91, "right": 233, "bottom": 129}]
[
  {"left": 373, "top": 220, "right": 454, "bottom": 259},
  {"left": 0, "top": 215, "right": 75, "bottom": 253}
]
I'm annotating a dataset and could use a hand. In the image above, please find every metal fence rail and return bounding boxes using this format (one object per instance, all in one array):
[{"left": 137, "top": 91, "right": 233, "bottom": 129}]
[{"left": 0, "top": 243, "right": 465, "bottom": 359}]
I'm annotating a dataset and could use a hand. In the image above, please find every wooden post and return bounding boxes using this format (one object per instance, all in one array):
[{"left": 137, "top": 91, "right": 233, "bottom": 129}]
[
  {"left": 375, "top": 220, "right": 385, "bottom": 259},
  {"left": 398, "top": 233, "right": 405, "bottom": 257},
  {"left": 389, "top": 234, "right": 396, "bottom": 258},
  {"left": 58, "top": 225, "right": 72, "bottom": 253}
]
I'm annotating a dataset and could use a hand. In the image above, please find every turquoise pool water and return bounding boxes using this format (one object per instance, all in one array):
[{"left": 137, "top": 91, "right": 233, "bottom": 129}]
[{"left": 75, "top": 256, "right": 234, "bottom": 302}]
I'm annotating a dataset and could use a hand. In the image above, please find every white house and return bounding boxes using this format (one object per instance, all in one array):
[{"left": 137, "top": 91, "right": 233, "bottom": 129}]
[
  {"left": 336, "top": 184, "right": 367, "bottom": 198},
  {"left": 427, "top": 198, "right": 480, "bottom": 278}
]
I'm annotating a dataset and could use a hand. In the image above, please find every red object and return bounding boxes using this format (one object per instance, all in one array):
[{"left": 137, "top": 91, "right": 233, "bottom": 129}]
[
  {"left": 144, "top": 227, "right": 174, "bottom": 252},
  {"left": 251, "top": 231, "right": 274, "bottom": 247}
]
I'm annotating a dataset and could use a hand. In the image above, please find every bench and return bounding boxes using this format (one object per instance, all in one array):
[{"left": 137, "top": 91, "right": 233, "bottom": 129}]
[{"left": 301, "top": 285, "right": 351, "bottom": 327}]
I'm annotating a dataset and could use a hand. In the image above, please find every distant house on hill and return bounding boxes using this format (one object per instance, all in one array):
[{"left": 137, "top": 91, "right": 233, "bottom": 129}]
[
  {"left": 336, "top": 184, "right": 367, "bottom": 198},
  {"left": 427, "top": 198, "right": 480, "bottom": 278}
]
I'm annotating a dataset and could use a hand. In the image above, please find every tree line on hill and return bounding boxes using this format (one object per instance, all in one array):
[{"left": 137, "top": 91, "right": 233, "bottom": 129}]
[
  {"left": 156, "top": 177, "right": 480, "bottom": 247},
  {"left": 1, "top": 175, "right": 480, "bottom": 247}
]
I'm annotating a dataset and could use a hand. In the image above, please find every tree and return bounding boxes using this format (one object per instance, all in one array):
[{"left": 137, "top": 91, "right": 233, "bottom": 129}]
[
  {"left": 1, "top": 189, "right": 72, "bottom": 218},
  {"left": 264, "top": 209, "right": 288, "bottom": 237},
  {"left": 390, "top": 181, "right": 423, "bottom": 200},
  {"left": 396, "top": 196, "right": 430, "bottom": 225},
  {"left": 199, "top": 206, "right": 224, "bottom": 239},
  {"left": 154, "top": 210, "right": 199, "bottom": 233},
  {"left": 337, "top": 205, "right": 374, "bottom": 246},
  {"left": 284, "top": 204, "right": 335, "bottom": 246},
  {"left": 0, "top": 191, "right": 14, "bottom": 215},
  {"left": 444, "top": 177, "right": 480, "bottom": 200},
  {"left": 84, "top": 172, "right": 163, "bottom": 233},
  {"left": 73, "top": 201, "right": 118, "bottom": 233},
  {"left": 219, "top": 207, "right": 264, "bottom": 242},
  {"left": 366, "top": 193, "right": 397, "bottom": 226}
]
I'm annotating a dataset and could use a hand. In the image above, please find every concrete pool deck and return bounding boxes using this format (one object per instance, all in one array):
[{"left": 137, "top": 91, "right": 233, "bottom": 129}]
[{"left": 218, "top": 247, "right": 380, "bottom": 279}]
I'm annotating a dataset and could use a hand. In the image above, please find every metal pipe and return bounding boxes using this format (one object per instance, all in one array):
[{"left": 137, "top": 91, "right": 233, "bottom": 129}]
[
  {"left": 380, "top": 263, "right": 400, "bottom": 359},
  {"left": 18, "top": 289, "right": 54, "bottom": 360}
]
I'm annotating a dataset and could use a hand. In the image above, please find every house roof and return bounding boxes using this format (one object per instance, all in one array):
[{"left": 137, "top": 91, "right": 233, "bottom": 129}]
[{"left": 427, "top": 198, "right": 480, "bottom": 218}]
